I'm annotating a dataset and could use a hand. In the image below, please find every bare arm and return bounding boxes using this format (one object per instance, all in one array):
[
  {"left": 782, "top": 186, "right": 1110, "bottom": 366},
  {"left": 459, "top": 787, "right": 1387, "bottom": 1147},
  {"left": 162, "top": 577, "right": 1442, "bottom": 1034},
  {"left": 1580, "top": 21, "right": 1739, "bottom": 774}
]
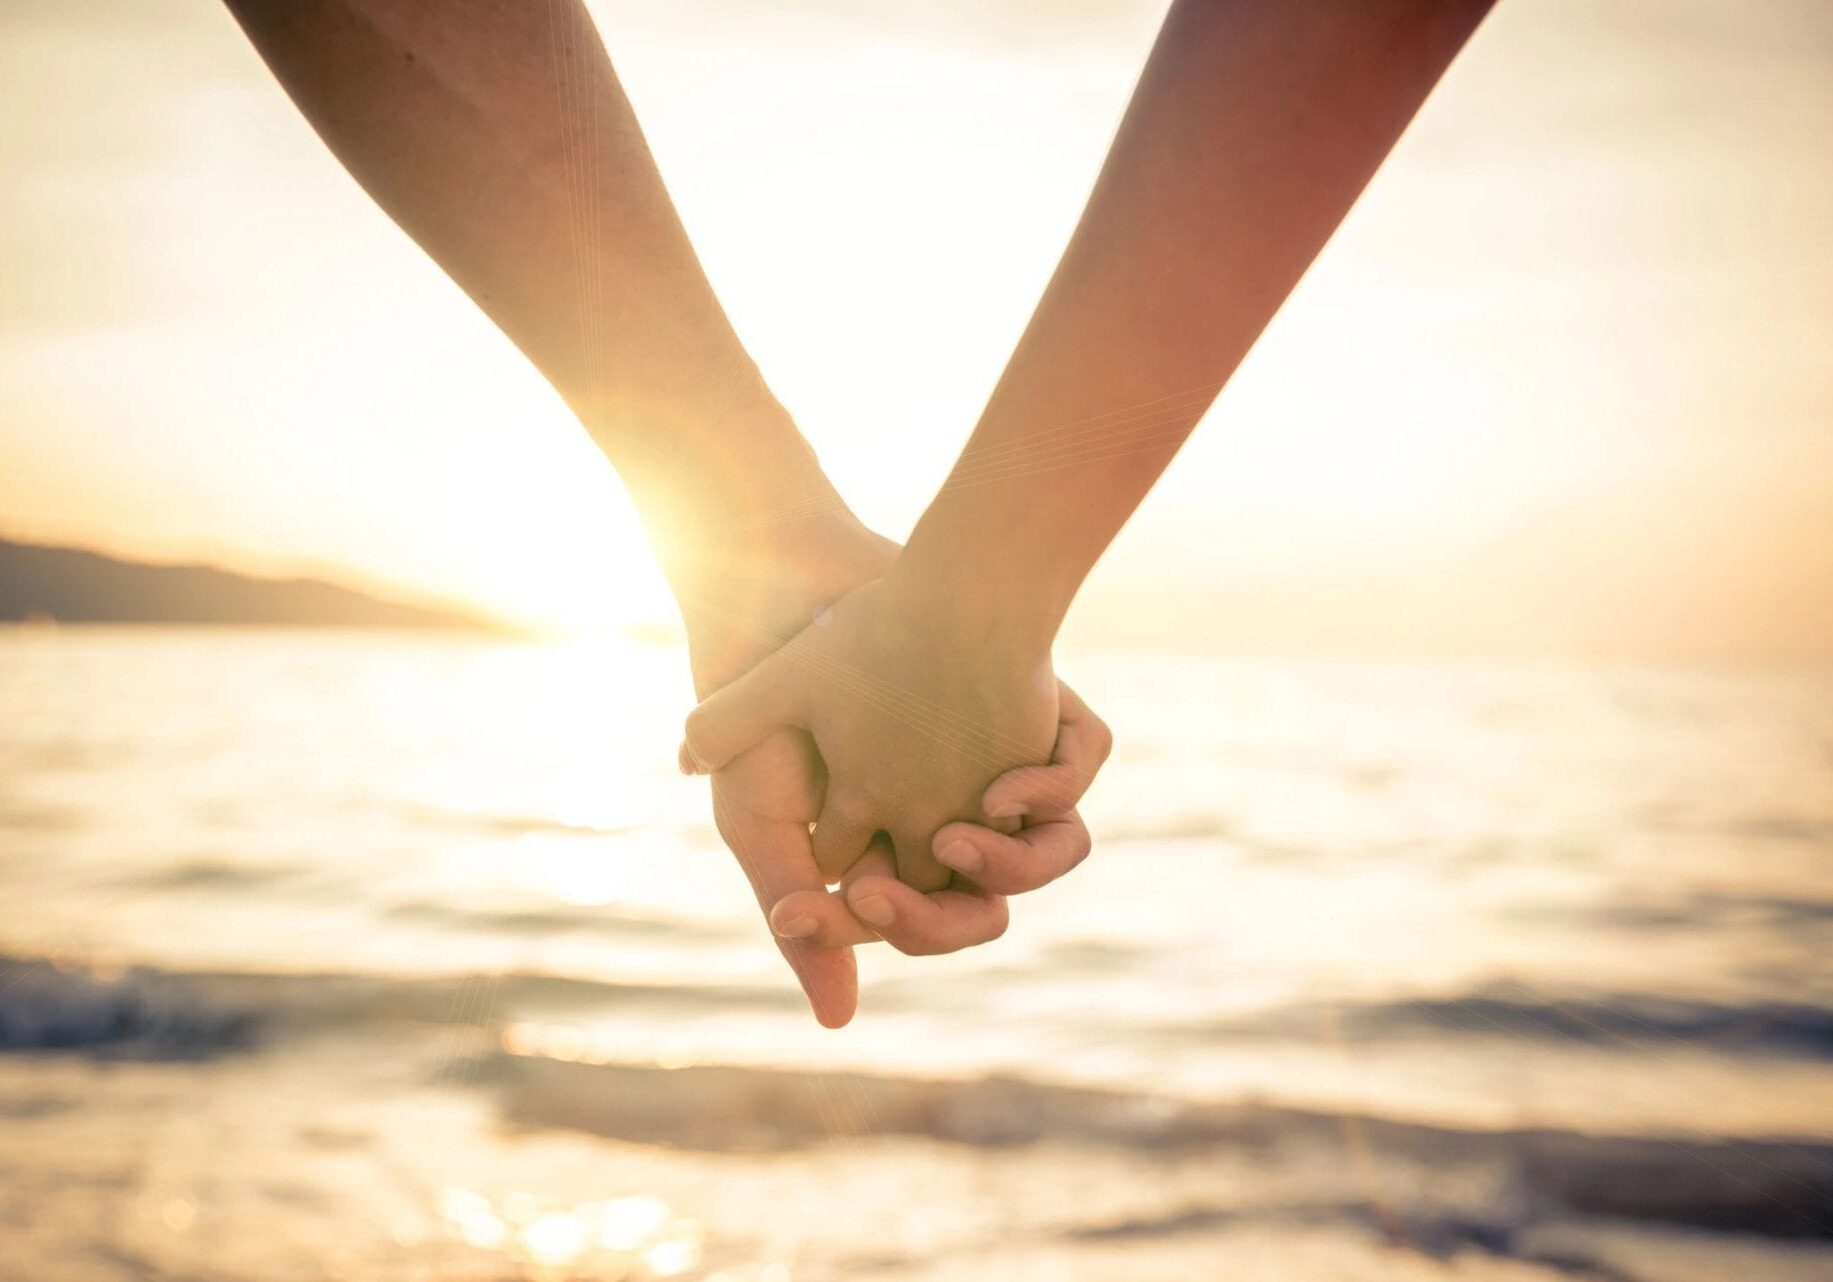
[
  {"left": 223, "top": 0, "right": 1111, "bottom": 1018},
  {"left": 224, "top": 0, "right": 895, "bottom": 1025},
  {"left": 896, "top": 0, "right": 1497, "bottom": 643},
  {"left": 683, "top": 0, "right": 1496, "bottom": 893},
  {"left": 221, "top": 0, "right": 864, "bottom": 612}
]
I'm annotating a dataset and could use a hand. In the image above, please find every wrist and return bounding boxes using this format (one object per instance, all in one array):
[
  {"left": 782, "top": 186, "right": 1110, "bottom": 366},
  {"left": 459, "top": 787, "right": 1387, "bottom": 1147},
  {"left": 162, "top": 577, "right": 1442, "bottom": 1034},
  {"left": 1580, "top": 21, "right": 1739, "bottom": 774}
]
[
  {"left": 604, "top": 387, "right": 842, "bottom": 580},
  {"left": 574, "top": 356, "right": 837, "bottom": 576},
  {"left": 888, "top": 503, "right": 1071, "bottom": 662},
  {"left": 880, "top": 550, "right": 1062, "bottom": 672},
  {"left": 672, "top": 499, "right": 896, "bottom": 694}
]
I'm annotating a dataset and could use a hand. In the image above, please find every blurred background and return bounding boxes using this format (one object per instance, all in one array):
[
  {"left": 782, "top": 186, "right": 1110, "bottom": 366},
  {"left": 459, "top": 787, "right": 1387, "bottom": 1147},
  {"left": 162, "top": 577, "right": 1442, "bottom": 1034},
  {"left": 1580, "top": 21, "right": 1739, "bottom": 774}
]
[{"left": 2, "top": 1, "right": 1830, "bottom": 1279}]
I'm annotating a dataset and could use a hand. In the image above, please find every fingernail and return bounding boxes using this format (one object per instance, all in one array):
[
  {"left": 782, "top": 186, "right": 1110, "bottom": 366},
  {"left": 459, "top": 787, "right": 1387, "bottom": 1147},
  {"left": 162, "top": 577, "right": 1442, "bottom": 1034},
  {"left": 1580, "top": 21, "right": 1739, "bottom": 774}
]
[
  {"left": 774, "top": 914, "right": 817, "bottom": 940},
  {"left": 851, "top": 894, "right": 894, "bottom": 928},
  {"left": 935, "top": 839, "right": 982, "bottom": 874},
  {"left": 678, "top": 741, "right": 707, "bottom": 775},
  {"left": 987, "top": 801, "right": 1024, "bottom": 820}
]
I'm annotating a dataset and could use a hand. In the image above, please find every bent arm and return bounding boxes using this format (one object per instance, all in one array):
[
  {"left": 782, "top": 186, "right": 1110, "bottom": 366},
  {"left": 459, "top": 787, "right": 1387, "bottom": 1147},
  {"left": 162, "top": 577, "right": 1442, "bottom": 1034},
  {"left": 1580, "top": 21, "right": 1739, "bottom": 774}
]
[{"left": 893, "top": 0, "right": 1496, "bottom": 647}]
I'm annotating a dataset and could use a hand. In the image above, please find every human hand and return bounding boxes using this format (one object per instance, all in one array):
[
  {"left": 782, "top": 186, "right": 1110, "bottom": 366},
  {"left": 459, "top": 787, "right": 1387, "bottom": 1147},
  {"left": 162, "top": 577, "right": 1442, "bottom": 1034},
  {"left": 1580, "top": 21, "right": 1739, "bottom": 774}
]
[
  {"left": 764, "top": 681, "right": 1111, "bottom": 955},
  {"left": 673, "top": 511, "right": 1104, "bottom": 1022},
  {"left": 679, "top": 573, "right": 1063, "bottom": 892},
  {"left": 673, "top": 513, "right": 886, "bottom": 1029}
]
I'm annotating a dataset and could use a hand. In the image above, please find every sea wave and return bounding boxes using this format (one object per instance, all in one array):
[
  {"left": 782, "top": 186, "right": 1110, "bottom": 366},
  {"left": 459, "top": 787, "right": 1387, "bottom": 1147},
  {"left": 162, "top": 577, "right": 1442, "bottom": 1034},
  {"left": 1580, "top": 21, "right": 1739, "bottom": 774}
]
[
  {"left": 4, "top": 953, "right": 1830, "bottom": 1242},
  {"left": 0, "top": 957, "right": 255, "bottom": 1058},
  {"left": 382, "top": 899, "right": 744, "bottom": 941},
  {"left": 1188, "top": 987, "right": 1833, "bottom": 1058},
  {"left": 0, "top": 954, "right": 805, "bottom": 1057},
  {"left": 1559, "top": 892, "right": 1833, "bottom": 933},
  {"left": 389, "top": 801, "right": 644, "bottom": 841},
  {"left": 9, "top": 953, "right": 1829, "bottom": 1067},
  {"left": 112, "top": 857, "right": 309, "bottom": 892},
  {"left": 492, "top": 1053, "right": 1833, "bottom": 1239}
]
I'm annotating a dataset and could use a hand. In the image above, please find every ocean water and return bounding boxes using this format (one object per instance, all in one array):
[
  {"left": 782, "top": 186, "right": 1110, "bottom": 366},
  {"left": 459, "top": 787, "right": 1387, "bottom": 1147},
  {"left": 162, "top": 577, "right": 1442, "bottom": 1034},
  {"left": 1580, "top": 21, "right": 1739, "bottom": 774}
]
[{"left": 1, "top": 625, "right": 1830, "bottom": 1281}]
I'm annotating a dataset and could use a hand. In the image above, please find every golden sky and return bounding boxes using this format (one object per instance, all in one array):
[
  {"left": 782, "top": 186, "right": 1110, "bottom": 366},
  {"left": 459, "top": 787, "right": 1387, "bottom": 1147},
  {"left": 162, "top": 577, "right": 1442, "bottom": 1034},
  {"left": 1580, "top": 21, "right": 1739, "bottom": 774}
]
[{"left": 2, "top": 0, "right": 1830, "bottom": 659}]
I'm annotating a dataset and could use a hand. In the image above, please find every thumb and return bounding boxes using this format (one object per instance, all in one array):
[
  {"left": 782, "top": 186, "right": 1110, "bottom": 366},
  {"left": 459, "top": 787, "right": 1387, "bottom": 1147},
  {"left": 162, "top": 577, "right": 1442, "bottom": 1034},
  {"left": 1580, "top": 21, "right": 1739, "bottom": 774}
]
[{"left": 679, "top": 650, "right": 804, "bottom": 773}]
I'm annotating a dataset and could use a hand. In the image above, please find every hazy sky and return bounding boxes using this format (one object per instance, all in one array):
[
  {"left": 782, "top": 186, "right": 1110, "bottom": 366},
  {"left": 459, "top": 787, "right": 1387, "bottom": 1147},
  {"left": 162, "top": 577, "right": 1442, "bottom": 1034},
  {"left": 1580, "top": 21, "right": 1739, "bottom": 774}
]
[{"left": 2, "top": 0, "right": 1830, "bottom": 659}]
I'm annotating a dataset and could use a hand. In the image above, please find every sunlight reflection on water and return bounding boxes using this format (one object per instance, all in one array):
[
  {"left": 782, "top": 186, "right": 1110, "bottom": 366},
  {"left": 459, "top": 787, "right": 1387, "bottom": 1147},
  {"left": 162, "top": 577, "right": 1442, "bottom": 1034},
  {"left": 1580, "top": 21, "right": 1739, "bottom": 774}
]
[
  {"left": 438, "top": 1187, "right": 705, "bottom": 1278},
  {"left": 2, "top": 629, "right": 1831, "bottom": 1279}
]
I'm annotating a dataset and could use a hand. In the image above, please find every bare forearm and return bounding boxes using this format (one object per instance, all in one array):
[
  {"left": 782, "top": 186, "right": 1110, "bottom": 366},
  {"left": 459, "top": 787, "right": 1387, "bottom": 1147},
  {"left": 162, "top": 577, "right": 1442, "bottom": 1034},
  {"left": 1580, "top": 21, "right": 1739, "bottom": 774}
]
[
  {"left": 897, "top": 0, "right": 1494, "bottom": 646},
  {"left": 223, "top": 0, "right": 846, "bottom": 587}
]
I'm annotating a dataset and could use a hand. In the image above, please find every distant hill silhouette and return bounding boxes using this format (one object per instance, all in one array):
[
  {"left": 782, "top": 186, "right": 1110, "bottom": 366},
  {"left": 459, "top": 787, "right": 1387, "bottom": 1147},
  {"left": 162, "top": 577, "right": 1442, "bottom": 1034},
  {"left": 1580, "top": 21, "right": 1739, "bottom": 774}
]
[{"left": 0, "top": 539, "right": 494, "bottom": 630}]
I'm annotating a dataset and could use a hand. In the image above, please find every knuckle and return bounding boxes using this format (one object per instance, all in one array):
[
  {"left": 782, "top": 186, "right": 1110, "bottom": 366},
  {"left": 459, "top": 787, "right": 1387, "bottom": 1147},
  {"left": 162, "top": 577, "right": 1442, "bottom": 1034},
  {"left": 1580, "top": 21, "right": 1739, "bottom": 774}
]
[
  {"left": 984, "top": 905, "right": 1010, "bottom": 943},
  {"left": 1093, "top": 719, "right": 1115, "bottom": 763}
]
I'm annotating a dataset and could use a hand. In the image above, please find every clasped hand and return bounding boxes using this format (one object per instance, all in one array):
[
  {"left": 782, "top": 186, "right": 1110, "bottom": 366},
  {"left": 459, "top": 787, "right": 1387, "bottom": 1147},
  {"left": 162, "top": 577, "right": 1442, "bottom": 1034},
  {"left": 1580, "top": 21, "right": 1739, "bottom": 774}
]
[{"left": 675, "top": 541, "right": 1108, "bottom": 1027}]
